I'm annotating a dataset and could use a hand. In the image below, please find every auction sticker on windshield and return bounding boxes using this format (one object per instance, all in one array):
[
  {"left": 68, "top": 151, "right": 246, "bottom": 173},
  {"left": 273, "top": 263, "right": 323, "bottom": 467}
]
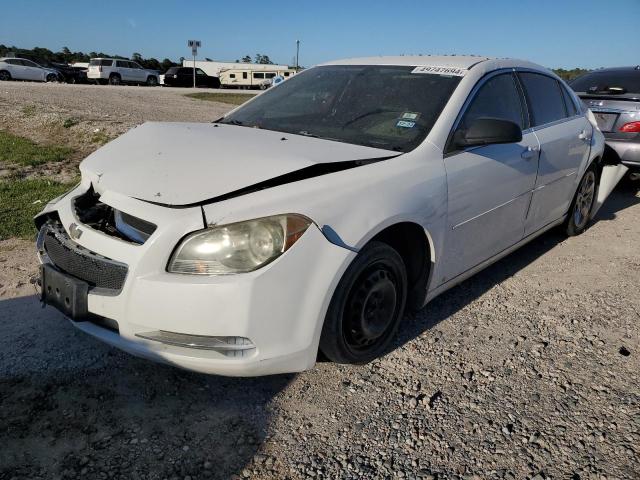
[{"left": 411, "top": 66, "right": 467, "bottom": 76}]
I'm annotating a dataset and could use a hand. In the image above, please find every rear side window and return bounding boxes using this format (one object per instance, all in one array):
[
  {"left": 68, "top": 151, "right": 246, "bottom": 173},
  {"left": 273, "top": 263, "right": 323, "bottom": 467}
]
[
  {"left": 116, "top": 60, "right": 128, "bottom": 68},
  {"left": 242, "top": 72, "right": 247, "bottom": 79},
  {"left": 5, "top": 59, "right": 19, "bottom": 65},
  {"left": 571, "top": 70, "right": 640, "bottom": 95},
  {"left": 461, "top": 73, "right": 526, "bottom": 130},
  {"left": 90, "top": 59, "right": 113, "bottom": 66},
  {"left": 166, "top": 67, "right": 179, "bottom": 74},
  {"left": 519, "top": 73, "right": 567, "bottom": 127},
  {"left": 560, "top": 84, "right": 578, "bottom": 116},
  {"left": 178, "top": 68, "right": 190, "bottom": 74},
  {"left": 253, "top": 72, "right": 265, "bottom": 79}
]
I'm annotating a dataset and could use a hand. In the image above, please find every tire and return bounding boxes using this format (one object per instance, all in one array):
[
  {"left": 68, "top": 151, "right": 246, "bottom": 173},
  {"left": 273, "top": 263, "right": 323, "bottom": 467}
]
[
  {"left": 146, "top": 76, "right": 158, "bottom": 87},
  {"left": 108, "top": 74, "right": 121, "bottom": 86},
  {"left": 566, "top": 164, "right": 598, "bottom": 236},
  {"left": 320, "top": 241, "right": 408, "bottom": 364},
  {"left": 0, "top": 70, "right": 11, "bottom": 81},
  {"left": 46, "top": 73, "right": 58, "bottom": 83}
]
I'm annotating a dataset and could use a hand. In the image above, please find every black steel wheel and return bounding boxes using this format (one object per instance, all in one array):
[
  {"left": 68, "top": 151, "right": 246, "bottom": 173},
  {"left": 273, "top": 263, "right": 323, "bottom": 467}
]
[{"left": 320, "top": 241, "right": 407, "bottom": 364}]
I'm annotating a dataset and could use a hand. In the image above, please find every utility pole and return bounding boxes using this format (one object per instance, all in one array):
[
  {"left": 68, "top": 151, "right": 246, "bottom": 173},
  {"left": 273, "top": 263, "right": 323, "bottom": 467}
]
[
  {"left": 295, "top": 40, "right": 300, "bottom": 72},
  {"left": 187, "top": 40, "right": 201, "bottom": 88}
]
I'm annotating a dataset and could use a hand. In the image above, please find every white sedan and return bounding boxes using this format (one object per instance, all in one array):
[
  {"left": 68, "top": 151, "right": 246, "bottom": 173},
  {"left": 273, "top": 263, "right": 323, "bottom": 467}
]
[
  {"left": 35, "top": 56, "right": 627, "bottom": 376},
  {"left": 0, "top": 57, "right": 60, "bottom": 82}
]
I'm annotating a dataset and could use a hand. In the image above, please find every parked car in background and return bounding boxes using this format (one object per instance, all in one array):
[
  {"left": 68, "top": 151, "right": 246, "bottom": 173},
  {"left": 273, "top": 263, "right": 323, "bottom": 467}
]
[
  {"left": 571, "top": 66, "right": 640, "bottom": 173},
  {"left": 87, "top": 58, "right": 159, "bottom": 86},
  {"left": 36, "top": 56, "right": 627, "bottom": 376},
  {"left": 0, "top": 57, "right": 61, "bottom": 82},
  {"left": 26, "top": 58, "right": 88, "bottom": 84},
  {"left": 219, "top": 67, "right": 295, "bottom": 89},
  {"left": 162, "top": 67, "right": 221, "bottom": 88}
]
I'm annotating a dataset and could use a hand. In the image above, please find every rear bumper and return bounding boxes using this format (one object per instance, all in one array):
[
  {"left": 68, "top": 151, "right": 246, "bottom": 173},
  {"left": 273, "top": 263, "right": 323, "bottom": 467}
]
[
  {"left": 604, "top": 136, "right": 640, "bottom": 169},
  {"left": 36, "top": 183, "right": 355, "bottom": 376}
]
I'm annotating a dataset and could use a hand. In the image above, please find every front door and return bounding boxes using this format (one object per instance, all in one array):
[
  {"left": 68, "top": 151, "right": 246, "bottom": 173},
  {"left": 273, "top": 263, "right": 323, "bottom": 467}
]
[
  {"left": 441, "top": 72, "right": 539, "bottom": 284},
  {"left": 518, "top": 72, "right": 592, "bottom": 235}
]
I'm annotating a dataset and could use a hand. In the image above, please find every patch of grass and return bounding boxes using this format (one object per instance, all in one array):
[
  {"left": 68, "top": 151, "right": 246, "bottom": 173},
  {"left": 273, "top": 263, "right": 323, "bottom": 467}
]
[
  {"left": 0, "top": 130, "right": 73, "bottom": 167},
  {"left": 21, "top": 105, "right": 36, "bottom": 117},
  {"left": 0, "top": 178, "right": 75, "bottom": 239},
  {"left": 90, "top": 131, "right": 111, "bottom": 145},
  {"left": 184, "top": 92, "right": 256, "bottom": 105},
  {"left": 63, "top": 117, "right": 80, "bottom": 129}
]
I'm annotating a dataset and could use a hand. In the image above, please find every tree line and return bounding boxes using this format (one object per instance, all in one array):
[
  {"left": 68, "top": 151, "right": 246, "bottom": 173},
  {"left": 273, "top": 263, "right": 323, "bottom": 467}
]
[{"left": 0, "top": 45, "right": 180, "bottom": 72}]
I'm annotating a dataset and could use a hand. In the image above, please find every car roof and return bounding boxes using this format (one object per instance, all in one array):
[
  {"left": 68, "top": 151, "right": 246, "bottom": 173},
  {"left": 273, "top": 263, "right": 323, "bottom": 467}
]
[
  {"left": 319, "top": 55, "right": 546, "bottom": 73},
  {"left": 579, "top": 66, "right": 640, "bottom": 73}
]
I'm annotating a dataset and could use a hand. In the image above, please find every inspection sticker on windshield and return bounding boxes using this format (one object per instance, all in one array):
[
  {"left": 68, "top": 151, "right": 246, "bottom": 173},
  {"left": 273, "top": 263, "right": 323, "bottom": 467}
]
[
  {"left": 401, "top": 112, "right": 420, "bottom": 120},
  {"left": 412, "top": 66, "right": 467, "bottom": 76},
  {"left": 396, "top": 120, "right": 416, "bottom": 128}
]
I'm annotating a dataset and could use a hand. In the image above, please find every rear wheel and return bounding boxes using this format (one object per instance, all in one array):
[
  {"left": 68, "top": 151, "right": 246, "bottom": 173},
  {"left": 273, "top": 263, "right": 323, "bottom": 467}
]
[
  {"left": 320, "top": 241, "right": 408, "bottom": 364},
  {"left": 0, "top": 70, "right": 11, "bottom": 81},
  {"left": 109, "top": 74, "right": 121, "bottom": 86},
  {"left": 146, "top": 75, "right": 158, "bottom": 87},
  {"left": 566, "top": 164, "right": 598, "bottom": 236}
]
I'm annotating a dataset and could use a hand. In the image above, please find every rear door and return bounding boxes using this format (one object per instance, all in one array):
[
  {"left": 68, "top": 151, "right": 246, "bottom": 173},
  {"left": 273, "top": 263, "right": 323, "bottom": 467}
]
[
  {"left": 4, "top": 59, "right": 26, "bottom": 79},
  {"left": 441, "top": 71, "right": 540, "bottom": 282},
  {"left": 518, "top": 72, "right": 591, "bottom": 235}
]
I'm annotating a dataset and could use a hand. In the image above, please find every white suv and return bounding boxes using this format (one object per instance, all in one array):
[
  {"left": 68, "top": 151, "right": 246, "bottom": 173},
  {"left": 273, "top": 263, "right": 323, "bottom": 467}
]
[{"left": 87, "top": 58, "right": 159, "bottom": 86}]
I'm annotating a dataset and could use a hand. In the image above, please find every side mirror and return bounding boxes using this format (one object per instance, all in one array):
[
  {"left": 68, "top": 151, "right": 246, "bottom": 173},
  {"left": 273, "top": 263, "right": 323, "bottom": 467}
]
[{"left": 454, "top": 118, "right": 523, "bottom": 148}]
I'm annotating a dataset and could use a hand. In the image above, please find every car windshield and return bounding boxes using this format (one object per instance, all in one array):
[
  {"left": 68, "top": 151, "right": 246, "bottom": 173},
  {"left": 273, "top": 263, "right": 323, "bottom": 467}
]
[
  {"left": 218, "top": 65, "right": 462, "bottom": 152},
  {"left": 571, "top": 69, "right": 640, "bottom": 95}
]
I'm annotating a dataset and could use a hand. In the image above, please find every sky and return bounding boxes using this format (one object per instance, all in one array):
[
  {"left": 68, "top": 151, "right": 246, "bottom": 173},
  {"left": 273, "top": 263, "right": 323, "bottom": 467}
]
[{"left": 1, "top": 0, "right": 638, "bottom": 69}]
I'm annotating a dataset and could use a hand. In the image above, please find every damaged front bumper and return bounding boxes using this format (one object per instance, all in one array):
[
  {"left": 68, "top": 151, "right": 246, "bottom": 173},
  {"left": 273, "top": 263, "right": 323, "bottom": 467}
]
[{"left": 35, "top": 183, "right": 355, "bottom": 376}]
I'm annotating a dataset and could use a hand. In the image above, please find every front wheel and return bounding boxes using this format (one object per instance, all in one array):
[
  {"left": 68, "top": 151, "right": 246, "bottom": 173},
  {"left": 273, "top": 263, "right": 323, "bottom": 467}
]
[
  {"left": 45, "top": 73, "right": 58, "bottom": 83},
  {"left": 320, "top": 241, "right": 408, "bottom": 364},
  {"left": 566, "top": 165, "right": 598, "bottom": 236},
  {"left": 109, "top": 74, "right": 121, "bottom": 86},
  {"left": 146, "top": 76, "right": 158, "bottom": 87}
]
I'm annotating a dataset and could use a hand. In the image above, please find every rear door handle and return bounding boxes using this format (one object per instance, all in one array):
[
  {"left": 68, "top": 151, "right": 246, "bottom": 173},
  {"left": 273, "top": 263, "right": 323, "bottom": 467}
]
[
  {"left": 521, "top": 145, "right": 539, "bottom": 159},
  {"left": 578, "top": 130, "right": 592, "bottom": 142}
]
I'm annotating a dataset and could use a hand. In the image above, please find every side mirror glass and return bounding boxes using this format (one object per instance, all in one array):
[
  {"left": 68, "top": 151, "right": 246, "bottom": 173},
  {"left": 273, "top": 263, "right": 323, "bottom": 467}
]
[{"left": 454, "top": 118, "right": 523, "bottom": 148}]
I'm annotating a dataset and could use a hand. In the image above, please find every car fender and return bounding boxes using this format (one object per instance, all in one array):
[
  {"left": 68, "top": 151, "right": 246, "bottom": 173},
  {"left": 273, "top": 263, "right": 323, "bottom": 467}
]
[{"left": 201, "top": 140, "right": 447, "bottom": 264}]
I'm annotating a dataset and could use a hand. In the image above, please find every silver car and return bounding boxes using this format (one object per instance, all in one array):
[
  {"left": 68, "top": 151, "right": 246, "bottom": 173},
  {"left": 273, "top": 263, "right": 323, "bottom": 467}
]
[{"left": 571, "top": 66, "right": 640, "bottom": 173}]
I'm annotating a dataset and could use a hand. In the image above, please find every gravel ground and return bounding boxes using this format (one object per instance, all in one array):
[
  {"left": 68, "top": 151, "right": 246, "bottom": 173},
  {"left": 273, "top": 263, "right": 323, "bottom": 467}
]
[{"left": 1, "top": 82, "right": 639, "bottom": 480}]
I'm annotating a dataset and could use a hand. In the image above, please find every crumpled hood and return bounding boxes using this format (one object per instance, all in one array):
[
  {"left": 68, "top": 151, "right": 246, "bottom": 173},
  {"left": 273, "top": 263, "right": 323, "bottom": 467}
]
[{"left": 80, "top": 122, "right": 395, "bottom": 206}]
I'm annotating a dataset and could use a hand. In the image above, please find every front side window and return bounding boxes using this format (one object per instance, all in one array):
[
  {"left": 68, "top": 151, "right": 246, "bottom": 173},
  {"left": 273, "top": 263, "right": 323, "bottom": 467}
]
[
  {"left": 265, "top": 73, "right": 276, "bottom": 79},
  {"left": 253, "top": 72, "right": 265, "bottom": 79},
  {"left": 196, "top": 69, "right": 206, "bottom": 75},
  {"left": 519, "top": 73, "right": 567, "bottom": 127},
  {"left": 229, "top": 73, "right": 236, "bottom": 79},
  {"left": 460, "top": 73, "right": 526, "bottom": 130},
  {"left": 220, "top": 65, "right": 462, "bottom": 152},
  {"left": 22, "top": 59, "right": 38, "bottom": 67}
]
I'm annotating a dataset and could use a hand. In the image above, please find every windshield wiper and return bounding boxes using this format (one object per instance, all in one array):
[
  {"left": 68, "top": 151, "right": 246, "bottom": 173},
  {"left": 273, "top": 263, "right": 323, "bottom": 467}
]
[
  {"left": 341, "top": 108, "right": 394, "bottom": 128},
  {"left": 224, "top": 119, "right": 244, "bottom": 126}
]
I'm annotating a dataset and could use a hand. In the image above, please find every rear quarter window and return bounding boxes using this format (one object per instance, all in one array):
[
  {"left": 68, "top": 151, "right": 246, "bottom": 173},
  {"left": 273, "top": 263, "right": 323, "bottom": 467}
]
[
  {"left": 90, "top": 59, "right": 113, "bottom": 67},
  {"left": 518, "top": 73, "right": 567, "bottom": 127}
]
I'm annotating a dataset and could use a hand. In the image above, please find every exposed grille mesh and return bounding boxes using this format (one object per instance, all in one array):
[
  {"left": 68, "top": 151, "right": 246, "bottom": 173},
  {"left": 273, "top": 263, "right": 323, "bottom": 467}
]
[{"left": 43, "top": 223, "right": 128, "bottom": 291}]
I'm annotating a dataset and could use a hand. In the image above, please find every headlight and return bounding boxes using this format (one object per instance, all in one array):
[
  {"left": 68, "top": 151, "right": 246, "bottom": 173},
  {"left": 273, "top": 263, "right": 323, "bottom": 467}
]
[{"left": 168, "top": 214, "right": 312, "bottom": 275}]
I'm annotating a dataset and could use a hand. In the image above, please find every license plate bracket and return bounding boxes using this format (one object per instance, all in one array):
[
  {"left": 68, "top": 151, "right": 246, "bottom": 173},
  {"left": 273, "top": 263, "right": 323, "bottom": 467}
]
[{"left": 40, "top": 264, "right": 89, "bottom": 321}]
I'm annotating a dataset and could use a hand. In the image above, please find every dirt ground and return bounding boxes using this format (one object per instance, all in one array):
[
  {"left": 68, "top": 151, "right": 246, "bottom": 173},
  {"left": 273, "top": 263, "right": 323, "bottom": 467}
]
[{"left": 0, "top": 82, "right": 639, "bottom": 480}]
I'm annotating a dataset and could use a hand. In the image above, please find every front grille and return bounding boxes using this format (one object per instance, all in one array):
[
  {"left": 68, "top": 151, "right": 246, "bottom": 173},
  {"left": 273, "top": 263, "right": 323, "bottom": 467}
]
[{"left": 42, "top": 222, "right": 128, "bottom": 291}]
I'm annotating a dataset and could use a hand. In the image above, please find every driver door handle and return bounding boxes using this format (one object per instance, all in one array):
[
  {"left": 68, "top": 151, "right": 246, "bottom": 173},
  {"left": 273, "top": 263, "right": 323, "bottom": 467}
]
[{"left": 521, "top": 145, "right": 539, "bottom": 160}]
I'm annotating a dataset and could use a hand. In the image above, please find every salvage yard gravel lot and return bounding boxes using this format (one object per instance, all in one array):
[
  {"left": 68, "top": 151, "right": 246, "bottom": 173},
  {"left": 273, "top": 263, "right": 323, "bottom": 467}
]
[{"left": 0, "top": 82, "right": 639, "bottom": 480}]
